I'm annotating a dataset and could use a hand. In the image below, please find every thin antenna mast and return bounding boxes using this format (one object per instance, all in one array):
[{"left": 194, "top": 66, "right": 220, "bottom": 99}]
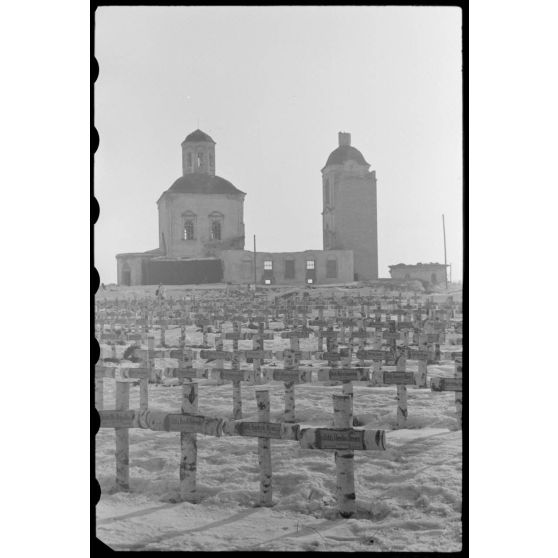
[
  {"left": 442, "top": 214, "right": 448, "bottom": 289},
  {"left": 253, "top": 234, "right": 257, "bottom": 293}
]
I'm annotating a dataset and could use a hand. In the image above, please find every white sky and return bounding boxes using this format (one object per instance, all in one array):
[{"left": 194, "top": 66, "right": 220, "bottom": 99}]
[{"left": 95, "top": 6, "right": 462, "bottom": 284}]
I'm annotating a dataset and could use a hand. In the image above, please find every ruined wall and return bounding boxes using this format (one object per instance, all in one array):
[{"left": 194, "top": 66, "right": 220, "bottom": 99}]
[
  {"left": 221, "top": 249, "right": 354, "bottom": 285},
  {"left": 390, "top": 265, "right": 447, "bottom": 285},
  {"left": 116, "top": 255, "right": 145, "bottom": 286}
]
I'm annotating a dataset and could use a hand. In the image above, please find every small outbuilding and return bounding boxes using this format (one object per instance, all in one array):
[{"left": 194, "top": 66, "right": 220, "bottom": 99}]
[{"left": 388, "top": 262, "right": 448, "bottom": 286}]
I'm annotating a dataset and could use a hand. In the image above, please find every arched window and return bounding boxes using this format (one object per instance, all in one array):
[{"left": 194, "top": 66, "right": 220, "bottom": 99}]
[
  {"left": 324, "top": 179, "right": 330, "bottom": 206},
  {"left": 182, "top": 211, "right": 197, "bottom": 240},
  {"left": 210, "top": 220, "right": 221, "bottom": 240},
  {"left": 187, "top": 152, "right": 192, "bottom": 169},
  {"left": 431, "top": 273, "right": 438, "bottom": 285},
  {"left": 184, "top": 221, "right": 195, "bottom": 240},
  {"left": 197, "top": 152, "right": 203, "bottom": 168},
  {"left": 208, "top": 211, "right": 224, "bottom": 241}
]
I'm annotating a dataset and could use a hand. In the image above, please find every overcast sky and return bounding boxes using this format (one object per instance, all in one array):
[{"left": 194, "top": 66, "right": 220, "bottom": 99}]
[{"left": 95, "top": 6, "right": 462, "bottom": 284}]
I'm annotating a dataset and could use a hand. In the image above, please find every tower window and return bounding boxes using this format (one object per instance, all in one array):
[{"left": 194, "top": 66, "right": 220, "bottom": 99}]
[
  {"left": 324, "top": 179, "right": 330, "bottom": 206},
  {"left": 184, "top": 220, "right": 195, "bottom": 240},
  {"left": 264, "top": 260, "right": 273, "bottom": 270},
  {"left": 197, "top": 152, "right": 203, "bottom": 168},
  {"left": 284, "top": 259, "right": 295, "bottom": 278},
  {"left": 306, "top": 260, "right": 315, "bottom": 270},
  {"left": 187, "top": 152, "right": 192, "bottom": 168},
  {"left": 209, "top": 153, "right": 214, "bottom": 169},
  {"left": 326, "top": 259, "right": 338, "bottom": 278},
  {"left": 210, "top": 220, "right": 221, "bottom": 241}
]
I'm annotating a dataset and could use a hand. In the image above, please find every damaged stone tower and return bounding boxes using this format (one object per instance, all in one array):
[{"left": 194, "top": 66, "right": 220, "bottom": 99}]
[
  {"left": 322, "top": 132, "right": 378, "bottom": 280},
  {"left": 156, "top": 129, "right": 246, "bottom": 259}
]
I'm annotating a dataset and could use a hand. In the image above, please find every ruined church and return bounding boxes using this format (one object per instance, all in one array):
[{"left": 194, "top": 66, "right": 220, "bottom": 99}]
[{"left": 116, "top": 129, "right": 378, "bottom": 286}]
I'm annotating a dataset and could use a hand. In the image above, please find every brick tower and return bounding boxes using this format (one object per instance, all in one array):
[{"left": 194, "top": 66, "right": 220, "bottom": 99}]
[{"left": 322, "top": 132, "right": 378, "bottom": 280}]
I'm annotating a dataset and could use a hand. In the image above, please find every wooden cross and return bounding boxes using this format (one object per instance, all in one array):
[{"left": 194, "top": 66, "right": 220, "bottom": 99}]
[
  {"left": 431, "top": 359, "right": 463, "bottom": 429},
  {"left": 278, "top": 329, "right": 311, "bottom": 422},
  {"left": 370, "top": 349, "right": 427, "bottom": 428},
  {"left": 298, "top": 394, "right": 386, "bottom": 518}
]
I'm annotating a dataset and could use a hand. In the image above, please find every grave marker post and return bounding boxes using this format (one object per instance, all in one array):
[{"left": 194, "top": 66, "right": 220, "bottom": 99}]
[
  {"left": 231, "top": 321, "right": 242, "bottom": 420},
  {"left": 180, "top": 370, "right": 198, "bottom": 502},
  {"left": 317, "top": 305, "right": 325, "bottom": 352},
  {"left": 396, "top": 350, "right": 408, "bottom": 428},
  {"left": 256, "top": 390, "right": 273, "bottom": 506},
  {"left": 115, "top": 380, "right": 130, "bottom": 491},
  {"left": 95, "top": 370, "right": 104, "bottom": 411},
  {"left": 455, "top": 359, "right": 463, "bottom": 429},
  {"left": 284, "top": 334, "right": 300, "bottom": 423},
  {"left": 333, "top": 394, "right": 356, "bottom": 518},
  {"left": 251, "top": 322, "right": 265, "bottom": 385},
  {"left": 147, "top": 335, "right": 155, "bottom": 383},
  {"left": 215, "top": 333, "right": 225, "bottom": 386},
  {"left": 160, "top": 317, "right": 167, "bottom": 347}
]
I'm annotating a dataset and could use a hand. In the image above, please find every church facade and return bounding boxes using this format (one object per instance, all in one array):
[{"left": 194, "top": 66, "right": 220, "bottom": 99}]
[{"left": 116, "top": 129, "right": 377, "bottom": 286}]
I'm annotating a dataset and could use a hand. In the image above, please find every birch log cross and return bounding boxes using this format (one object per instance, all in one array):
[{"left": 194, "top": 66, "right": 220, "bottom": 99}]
[
  {"left": 430, "top": 359, "right": 463, "bottom": 430},
  {"left": 96, "top": 367, "right": 150, "bottom": 493},
  {"left": 95, "top": 365, "right": 150, "bottom": 413},
  {"left": 99, "top": 406, "right": 225, "bottom": 500},
  {"left": 249, "top": 322, "right": 265, "bottom": 384},
  {"left": 278, "top": 329, "right": 311, "bottom": 422},
  {"left": 298, "top": 394, "right": 387, "bottom": 518},
  {"left": 256, "top": 390, "right": 272, "bottom": 506},
  {"left": 407, "top": 349, "right": 429, "bottom": 385},
  {"left": 370, "top": 349, "right": 427, "bottom": 428},
  {"left": 179, "top": 355, "right": 198, "bottom": 502}
]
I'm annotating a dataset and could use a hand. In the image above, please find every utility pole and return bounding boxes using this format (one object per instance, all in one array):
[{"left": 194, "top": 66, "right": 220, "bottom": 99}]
[
  {"left": 442, "top": 214, "right": 448, "bottom": 290},
  {"left": 253, "top": 234, "right": 257, "bottom": 293}
]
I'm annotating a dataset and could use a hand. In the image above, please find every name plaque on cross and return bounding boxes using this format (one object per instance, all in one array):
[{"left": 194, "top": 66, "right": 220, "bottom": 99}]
[
  {"left": 408, "top": 350, "right": 429, "bottom": 360},
  {"left": 319, "top": 352, "right": 342, "bottom": 361},
  {"left": 273, "top": 370, "right": 311, "bottom": 383},
  {"left": 431, "top": 377, "right": 462, "bottom": 392},
  {"left": 298, "top": 428, "right": 386, "bottom": 451},
  {"left": 200, "top": 350, "right": 232, "bottom": 360},
  {"left": 99, "top": 410, "right": 136, "bottom": 429},
  {"left": 382, "top": 332, "right": 400, "bottom": 340},
  {"left": 244, "top": 350, "right": 271, "bottom": 359},
  {"left": 321, "top": 330, "right": 340, "bottom": 338},
  {"left": 382, "top": 371, "right": 415, "bottom": 385},
  {"left": 357, "top": 350, "right": 388, "bottom": 361},
  {"left": 325, "top": 368, "right": 368, "bottom": 382},
  {"left": 237, "top": 422, "right": 282, "bottom": 438},
  {"left": 280, "top": 331, "right": 310, "bottom": 339}
]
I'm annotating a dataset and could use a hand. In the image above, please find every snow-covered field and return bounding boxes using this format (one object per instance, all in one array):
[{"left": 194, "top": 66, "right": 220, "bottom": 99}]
[{"left": 96, "top": 327, "right": 462, "bottom": 551}]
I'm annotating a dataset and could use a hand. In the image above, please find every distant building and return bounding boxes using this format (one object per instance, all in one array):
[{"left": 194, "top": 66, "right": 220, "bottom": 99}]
[
  {"left": 388, "top": 263, "right": 448, "bottom": 286},
  {"left": 116, "top": 129, "right": 355, "bottom": 286},
  {"left": 322, "top": 132, "right": 378, "bottom": 280}
]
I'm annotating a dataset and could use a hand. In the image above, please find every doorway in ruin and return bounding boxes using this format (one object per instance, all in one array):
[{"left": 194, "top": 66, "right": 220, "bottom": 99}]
[{"left": 122, "top": 264, "right": 131, "bottom": 286}]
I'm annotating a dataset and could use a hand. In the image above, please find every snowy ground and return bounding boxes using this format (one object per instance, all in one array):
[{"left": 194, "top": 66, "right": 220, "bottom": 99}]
[{"left": 96, "top": 325, "right": 462, "bottom": 551}]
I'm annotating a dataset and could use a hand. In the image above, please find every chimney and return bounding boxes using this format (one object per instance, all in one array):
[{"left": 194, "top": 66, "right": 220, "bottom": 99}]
[{"left": 338, "top": 132, "right": 351, "bottom": 147}]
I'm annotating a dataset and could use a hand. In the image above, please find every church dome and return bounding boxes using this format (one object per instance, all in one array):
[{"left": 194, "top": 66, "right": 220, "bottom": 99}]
[
  {"left": 167, "top": 173, "right": 245, "bottom": 196},
  {"left": 324, "top": 145, "right": 369, "bottom": 168},
  {"left": 183, "top": 129, "right": 215, "bottom": 144}
]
